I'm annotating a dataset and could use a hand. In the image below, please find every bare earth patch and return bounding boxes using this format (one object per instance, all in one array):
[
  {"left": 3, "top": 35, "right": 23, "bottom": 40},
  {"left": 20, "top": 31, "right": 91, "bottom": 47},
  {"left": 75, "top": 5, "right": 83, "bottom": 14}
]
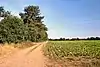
[
  {"left": 0, "top": 44, "right": 18, "bottom": 59},
  {"left": 45, "top": 57, "right": 100, "bottom": 67},
  {"left": 0, "top": 42, "right": 47, "bottom": 67}
]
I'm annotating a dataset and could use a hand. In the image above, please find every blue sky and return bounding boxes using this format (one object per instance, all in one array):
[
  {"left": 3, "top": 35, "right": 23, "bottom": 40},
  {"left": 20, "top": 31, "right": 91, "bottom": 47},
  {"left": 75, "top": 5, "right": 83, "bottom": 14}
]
[{"left": 0, "top": 0, "right": 100, "bottom": 38}]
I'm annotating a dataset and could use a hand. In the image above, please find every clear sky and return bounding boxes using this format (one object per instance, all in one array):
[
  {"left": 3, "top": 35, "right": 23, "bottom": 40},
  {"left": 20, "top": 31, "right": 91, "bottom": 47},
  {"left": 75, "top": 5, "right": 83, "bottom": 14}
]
[{"left": 0, "top": 0, "right": 100, "bottom": 38}]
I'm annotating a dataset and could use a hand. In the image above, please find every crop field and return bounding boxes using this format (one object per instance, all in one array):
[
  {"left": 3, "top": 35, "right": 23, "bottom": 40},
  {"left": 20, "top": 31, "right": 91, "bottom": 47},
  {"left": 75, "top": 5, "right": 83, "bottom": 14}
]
[{"left": 44, "top": 41, "right": 100, "bottom": 67}]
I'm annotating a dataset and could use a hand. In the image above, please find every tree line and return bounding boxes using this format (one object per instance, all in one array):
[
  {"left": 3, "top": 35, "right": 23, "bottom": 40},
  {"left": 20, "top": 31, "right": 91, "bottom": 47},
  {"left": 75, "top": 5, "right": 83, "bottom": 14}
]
[
  {"left": 0, "top": 5, "right": 48, "bottom": 43},
  {"left": 49, "top": 37, "right": 100, "bottom": 41}
]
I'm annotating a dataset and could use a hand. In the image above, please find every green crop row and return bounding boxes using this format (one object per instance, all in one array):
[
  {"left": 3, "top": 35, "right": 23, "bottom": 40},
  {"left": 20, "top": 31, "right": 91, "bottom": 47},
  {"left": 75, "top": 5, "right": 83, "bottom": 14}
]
[{"left": 44, "top": 41, "right": 100, "bottom": 60}]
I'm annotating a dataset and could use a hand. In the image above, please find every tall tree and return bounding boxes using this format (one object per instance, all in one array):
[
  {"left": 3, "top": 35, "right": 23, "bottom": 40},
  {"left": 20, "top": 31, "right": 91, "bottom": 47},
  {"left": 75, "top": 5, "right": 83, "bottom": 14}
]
[
  {"left": 0, "top": 5, "right": 48, "bottom": 43},
  {"left": 19, "top": 5, "right": 48, "bottom": 41}
]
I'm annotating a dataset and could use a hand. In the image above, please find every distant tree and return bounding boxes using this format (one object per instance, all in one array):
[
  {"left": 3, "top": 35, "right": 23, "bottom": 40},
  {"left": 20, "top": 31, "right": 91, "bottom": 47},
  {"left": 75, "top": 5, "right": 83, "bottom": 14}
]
[
  {"left": 95, "top": 37, "right": 100, "bottom": 40},
  {"left": 0, "top": 6, "right": 4, "bottom": 17},
  {"left": 76, "top": 38, "right": 79, "bottom": 40},
  {"left": 0, "top": 6, "right": 11, "bottom": 18},
  {"left": 66, "top": 38, "right": 69, "bottom": 40},
  {"left": 89, "top": 37, "right": 95, "bottom": 40},
  {"left": 59, "top": 38, "right": 62, "bottom": 41}
]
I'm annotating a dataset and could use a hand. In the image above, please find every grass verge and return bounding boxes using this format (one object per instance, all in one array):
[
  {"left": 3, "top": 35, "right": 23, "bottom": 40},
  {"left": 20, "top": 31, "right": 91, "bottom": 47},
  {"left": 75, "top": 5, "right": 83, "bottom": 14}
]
[{"left": 0, "top": 42, "right": 36, "bottom": 58}]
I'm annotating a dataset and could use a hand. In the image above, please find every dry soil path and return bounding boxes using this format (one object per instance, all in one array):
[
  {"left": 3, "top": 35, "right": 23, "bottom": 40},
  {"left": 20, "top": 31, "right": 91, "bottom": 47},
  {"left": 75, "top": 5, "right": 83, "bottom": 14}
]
[{"left": 0, "top": 42, "right": 47, "bottom": 67}]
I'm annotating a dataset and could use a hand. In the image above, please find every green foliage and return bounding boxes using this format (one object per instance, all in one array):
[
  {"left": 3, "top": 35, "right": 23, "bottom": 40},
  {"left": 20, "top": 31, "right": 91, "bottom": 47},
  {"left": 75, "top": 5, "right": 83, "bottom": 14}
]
[
  {"left": 44, "top": 41, "right": 100, "bottom": 60},
  {"left": 0, "top": 16, "right": 25, "bottom": 43},
  {"left": 0, "top": 6, "right": 11, "bottom": 17},
  {"left": 19, "top": 5, "right": 44, "bottom": 24},
  {"left": 19, "top": 5, "right": 48, "bottom": 42},
  {"left": 0, "top": 5, "right": 48, "bottom": 43}
]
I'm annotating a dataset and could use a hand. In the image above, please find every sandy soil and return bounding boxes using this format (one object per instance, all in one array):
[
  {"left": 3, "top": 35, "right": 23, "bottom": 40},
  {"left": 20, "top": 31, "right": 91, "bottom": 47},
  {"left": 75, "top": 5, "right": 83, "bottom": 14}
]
[{"left": 0, "top": 42, "right": 46, "bottom": 67}]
